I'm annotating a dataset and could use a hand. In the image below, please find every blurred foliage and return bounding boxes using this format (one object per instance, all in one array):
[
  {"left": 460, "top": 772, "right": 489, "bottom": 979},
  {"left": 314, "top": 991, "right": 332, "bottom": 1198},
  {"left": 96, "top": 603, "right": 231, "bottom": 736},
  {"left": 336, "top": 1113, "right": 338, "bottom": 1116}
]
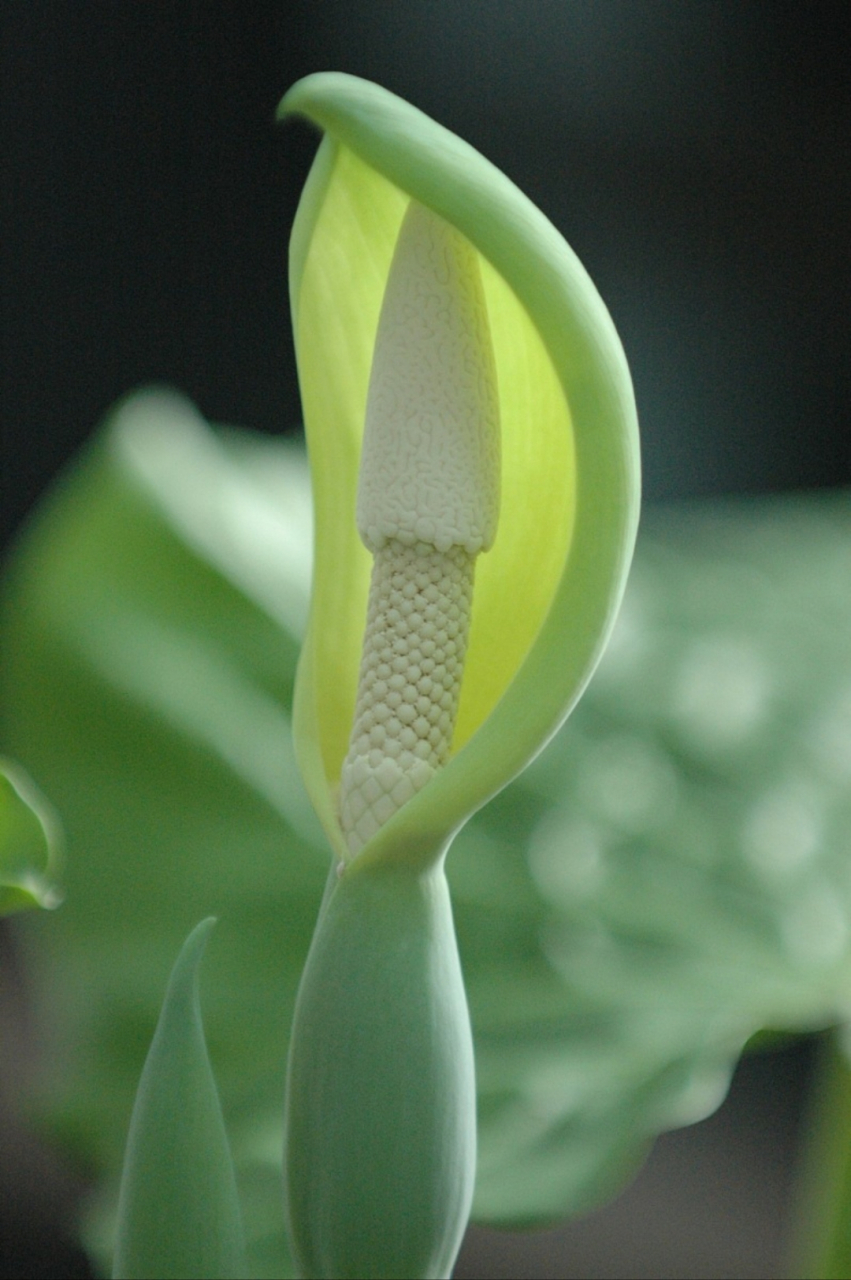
[{"left": 2, "top": 390, "right": 851, "bottom": 1275}]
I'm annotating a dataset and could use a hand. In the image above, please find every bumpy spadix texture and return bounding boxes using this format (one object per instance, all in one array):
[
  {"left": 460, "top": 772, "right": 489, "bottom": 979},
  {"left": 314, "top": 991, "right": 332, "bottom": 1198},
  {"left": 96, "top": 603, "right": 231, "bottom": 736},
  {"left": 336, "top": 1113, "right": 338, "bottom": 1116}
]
[
  {"left": 339, "top": 201, "right": 500, "bottom": 853},
  {"left": 357, "top": 200, "right": 500, "bottom": 555}
]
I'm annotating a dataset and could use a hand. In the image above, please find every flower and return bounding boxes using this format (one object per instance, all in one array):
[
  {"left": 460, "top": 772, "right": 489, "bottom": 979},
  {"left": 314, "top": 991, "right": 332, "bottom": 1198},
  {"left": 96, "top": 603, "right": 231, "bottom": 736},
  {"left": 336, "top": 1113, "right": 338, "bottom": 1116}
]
[
  {"left": 278, "top": 73, "right": 641, "bottom": 1280},
  {"left": 279, "top": 72, "right": 640, "bottom": 874}
]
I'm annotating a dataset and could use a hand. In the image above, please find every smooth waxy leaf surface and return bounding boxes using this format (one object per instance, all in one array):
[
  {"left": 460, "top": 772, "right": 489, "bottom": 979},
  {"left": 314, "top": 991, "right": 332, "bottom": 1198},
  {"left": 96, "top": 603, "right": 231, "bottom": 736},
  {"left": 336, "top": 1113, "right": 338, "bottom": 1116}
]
[{"left": 2, "top": 392, "right": 851, "bottom": 1268}]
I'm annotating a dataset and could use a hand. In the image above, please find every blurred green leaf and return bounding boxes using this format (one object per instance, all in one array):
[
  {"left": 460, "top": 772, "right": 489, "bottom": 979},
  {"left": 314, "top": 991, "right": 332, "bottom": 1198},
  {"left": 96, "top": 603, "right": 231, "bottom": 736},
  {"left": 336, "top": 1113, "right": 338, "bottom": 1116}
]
[
  {"left": 113, "top": 918, "right": 247, "bottom": 1280},
  {"left": 2, "top": 389, "right": 851, "bottom": 1269},
  {"left": 1, "top": 389, "right": 320, "bottom": 1277},
  {"left": 0, "top": 757, "right": 61, "bottom": 914},
  {"left": 465, "top": 490, "right": 851, "bottom": 1220}
]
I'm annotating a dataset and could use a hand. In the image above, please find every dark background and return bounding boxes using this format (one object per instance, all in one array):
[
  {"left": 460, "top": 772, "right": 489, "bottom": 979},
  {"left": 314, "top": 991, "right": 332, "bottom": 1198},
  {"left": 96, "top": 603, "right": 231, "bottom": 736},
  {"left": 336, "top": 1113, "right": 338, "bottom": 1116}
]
[
  {"left": 2, "top": 1, "right": 850, "bottom": 551},
  {"left": 1, "top": 2, "right": 849, "bottom": 1276}
]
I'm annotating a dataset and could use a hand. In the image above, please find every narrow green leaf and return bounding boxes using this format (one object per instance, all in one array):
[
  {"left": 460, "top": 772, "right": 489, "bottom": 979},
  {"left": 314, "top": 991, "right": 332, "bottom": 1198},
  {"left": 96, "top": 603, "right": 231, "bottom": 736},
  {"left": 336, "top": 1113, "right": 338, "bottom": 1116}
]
[
  {"left": 113, "top": 918, "right": 247, "bottom": 1280},
  {"left": 0, "top": 757, "right": 61, "bottom": 914}
]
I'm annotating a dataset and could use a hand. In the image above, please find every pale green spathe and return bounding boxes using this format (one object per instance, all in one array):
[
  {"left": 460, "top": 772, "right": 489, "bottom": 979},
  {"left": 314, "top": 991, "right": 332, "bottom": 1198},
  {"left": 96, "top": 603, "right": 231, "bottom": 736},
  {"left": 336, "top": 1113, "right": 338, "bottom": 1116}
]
[{"left": 279, "top": 72, "right": 640, "bottom": 871}]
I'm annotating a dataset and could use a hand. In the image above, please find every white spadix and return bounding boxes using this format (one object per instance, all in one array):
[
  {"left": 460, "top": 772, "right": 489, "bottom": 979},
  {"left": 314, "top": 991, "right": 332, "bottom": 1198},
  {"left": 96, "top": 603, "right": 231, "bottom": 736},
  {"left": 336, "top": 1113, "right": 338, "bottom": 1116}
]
[{"left": 339, "top": 200, "right": 501, "bottom": 854}]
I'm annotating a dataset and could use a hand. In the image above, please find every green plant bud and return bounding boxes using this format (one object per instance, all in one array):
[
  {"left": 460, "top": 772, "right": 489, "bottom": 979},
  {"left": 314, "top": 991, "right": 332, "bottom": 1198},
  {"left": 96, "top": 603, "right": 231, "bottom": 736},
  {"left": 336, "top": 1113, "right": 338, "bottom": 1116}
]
[{"left": 284, "top": 860, "right": 476, "bottom": 1279}]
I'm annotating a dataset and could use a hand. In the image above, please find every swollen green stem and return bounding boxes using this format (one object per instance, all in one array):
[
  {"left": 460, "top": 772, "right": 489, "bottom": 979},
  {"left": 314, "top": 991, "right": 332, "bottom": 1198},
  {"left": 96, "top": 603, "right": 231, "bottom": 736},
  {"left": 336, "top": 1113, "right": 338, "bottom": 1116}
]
[{"left": 284, "top": 862, "right": 476, "bottom": 1280}]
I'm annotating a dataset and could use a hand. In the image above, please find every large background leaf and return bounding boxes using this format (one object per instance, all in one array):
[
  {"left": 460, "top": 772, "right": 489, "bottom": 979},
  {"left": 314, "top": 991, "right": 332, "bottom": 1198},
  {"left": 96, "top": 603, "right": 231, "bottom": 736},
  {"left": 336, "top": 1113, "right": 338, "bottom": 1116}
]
[{"left": 2, "top": 390, "right": 851, "bottom": 1273}]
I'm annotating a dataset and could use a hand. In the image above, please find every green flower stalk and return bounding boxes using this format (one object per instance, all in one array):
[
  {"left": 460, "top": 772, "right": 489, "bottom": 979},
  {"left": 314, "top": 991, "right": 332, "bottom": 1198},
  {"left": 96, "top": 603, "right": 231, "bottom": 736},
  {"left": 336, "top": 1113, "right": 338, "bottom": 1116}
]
[{"left": 279, "top": 73, "right": 640, "bottom": 1279}]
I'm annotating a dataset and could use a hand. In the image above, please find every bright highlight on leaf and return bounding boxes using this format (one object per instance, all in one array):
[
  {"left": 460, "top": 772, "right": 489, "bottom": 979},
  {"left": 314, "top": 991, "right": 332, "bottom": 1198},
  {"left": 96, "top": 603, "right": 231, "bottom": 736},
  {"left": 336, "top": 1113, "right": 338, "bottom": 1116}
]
[
  {"left": 0, "top": 758, "right": 61, "bottom": 914},
  {"left": 279, "top": 72, "right": 640, "bottom": 871}
]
